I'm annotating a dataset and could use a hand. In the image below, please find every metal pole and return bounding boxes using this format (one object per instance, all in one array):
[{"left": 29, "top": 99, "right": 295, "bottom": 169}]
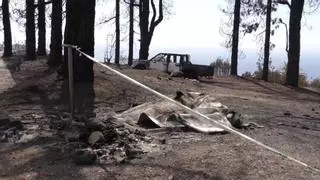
[{"left": 68, "top": 47, "right": 74, "bottom": 121}]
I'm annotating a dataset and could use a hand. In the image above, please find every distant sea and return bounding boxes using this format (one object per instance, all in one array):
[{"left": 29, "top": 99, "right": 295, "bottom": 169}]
[{"left": 95, "top": 45, "right": 320, "bottom": 80}]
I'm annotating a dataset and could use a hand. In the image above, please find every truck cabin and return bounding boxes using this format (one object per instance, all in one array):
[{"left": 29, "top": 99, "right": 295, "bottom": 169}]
[{"left": 150, "top": 53, "right": 190, "bottom": 64}]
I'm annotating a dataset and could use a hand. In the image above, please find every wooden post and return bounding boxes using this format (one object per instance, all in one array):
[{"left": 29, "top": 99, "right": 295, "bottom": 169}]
[{"left": 67, "top": 47, "right": 74, "bottom": 121}]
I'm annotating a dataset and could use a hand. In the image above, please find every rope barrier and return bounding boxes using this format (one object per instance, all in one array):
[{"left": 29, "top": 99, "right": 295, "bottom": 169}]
[{"left": 63, "top": 45, "right": 320, "bottom": 173}]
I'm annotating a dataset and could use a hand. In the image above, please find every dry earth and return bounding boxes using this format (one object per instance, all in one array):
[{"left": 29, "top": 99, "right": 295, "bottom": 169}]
[{"left": 0, "top": 56, "right": 320, "bottom": 180}]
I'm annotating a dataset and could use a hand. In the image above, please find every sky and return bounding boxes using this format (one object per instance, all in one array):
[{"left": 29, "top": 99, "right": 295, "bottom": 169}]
[
  {"left": 94, "top": 0, "right": 320, "bottom": 79},
  {"left": 1, "top": 0, "right": 320, "bottom": 78}
]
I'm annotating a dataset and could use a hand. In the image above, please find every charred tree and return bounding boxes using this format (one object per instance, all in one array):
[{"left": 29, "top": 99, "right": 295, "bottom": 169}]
[
  {"left": 37, "top": 0, "right": 46, "bottom": 56},
  {"left": 48, "top": 0, "right": 62, "bottom": 67},
  {"left": 230, "top": 0, "right": 241, "bottom": 76},
  {"left": 139, "top": 0, "right": 163, "bottom": 60},
  {"left": 1, "top": 0, "right": 12, "bottom": 57},
  {"left": 139, "top": 0, "right": 149, "bottom": 60},
  {"left": 64, "top": 0, "right": 95, "bottom": 82},
  {"left": 115, "top": 0, "right": 120, "bottom": 65},
  {"left": 286, "top": 0, "right": 304, "bottom": 87},
  {"left": 128, "top": 0, "right": 134, "bottom": 65},
  {"left": 26, "top": 0, "right": 36, "bottom": 60},
  {"left": 262, "top": 0, "right": 272, "bottom": 81}
]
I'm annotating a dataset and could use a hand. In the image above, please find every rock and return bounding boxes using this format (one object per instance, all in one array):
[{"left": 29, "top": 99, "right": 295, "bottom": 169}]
[
  {"left": 170, "top": 71, "right": 184, "bottom": 77},
  {"left": 25, "top": 85, "right": 41, "bottom": 93},
  {"left": 168, "top": 174, "right": 174, "bottom": 180},
  {"left": 31, "top": 114, "right": 42, "bottom": 119},
  {"left": 9, "top": 120, "right": 23, "bottom": 130},
  {"left": 303, "top": 114, "right": 311, "bottom": 118},
  {"left": 86, "top": 119, "right": 107, "bottom": 131},
  {"left": 18, "top": 133, "right": 38, "bottom": 143},
  {"left": 113, "top": 149, "right": 126, "bottom": 163},
  {"left": 134, "top": 129, "right": 146, "bottom": 137},
  {"left": 226, "top": 111, "right": 243, "bottom": 129},
  {"left": 190, "top": 79, "right": 200, "bottom": 85},
  {"left": 159, "top": 138, "right": 166, "bottom": 144},
  {"left": 128, "top": 134, "right": 138, "bottom": 142},
  {"left": 126, "top": 148, "right": 143, "bottom": 159},
  {"left": 103, "top": 128, "right": 118, "bottom": 144},
  {"left": 64, "top": 131, "right": 81, "bottom": 142},
  {"left": 0, "top": 116, "right": 10, "bottom": 127},
  {"left": 73, "top": 148, "right": 97, "bottom": 165},
  {"left": 302, "top": 125, "right": 310, "bottom": 130},
  {"left": 0, "top": 134, "right": 7, "bottom": 142},
  {"left": 283, "top": 112, "right": 291, "bottom": 116},
  {"left": 88, "top": 131, "right": 105, "bottom": 146},
  {"left": 226, "top": 113, "right": 234, "bottom": 119}
]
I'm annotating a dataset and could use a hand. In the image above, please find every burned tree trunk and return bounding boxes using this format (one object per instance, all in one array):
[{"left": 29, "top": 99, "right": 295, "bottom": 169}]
[
  {"left": 139, "top": 0, "right": 149, "bottom": 60},
  {"left": 286, "top": 0, "right": 304, "bottom": 87},
  {"left": 2, "top": 0, "right": 12, "bottom": 57},
  {"left": 37, "top": 0, "right": 46, "bottom": 56},
  {"left": 262, "top": 0, "right": 272, "bottom": 81},
  {"left": 115, "top": 0, "right": 120, "bottom": 65},
  {"left": 26, "top": 0, "right": 36, "bottom": 60},
  {"left": 64, "top": 0, "right": 95, "bottom": 82},
  {"left": 128, "top": 0, "right": 134, "bottom": 65},
  {"left": 139, "top": 0, "right": 163, "bottom": 60},
  {"left": 48, "top": 0, "right": 62, "bottom": 67},
  {"left": 230, "top": 0, "right": 241, "bottom": 76}
]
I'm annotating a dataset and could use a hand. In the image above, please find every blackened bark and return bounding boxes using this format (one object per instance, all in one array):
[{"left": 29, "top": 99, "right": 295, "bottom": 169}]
[
  {"left": 64, "top": 0, "right": 95, "bottom": 82},
  {"left": 139, "top": 0, "right": 163, "bottom": 60},
  {"left": 37, "top": 0, "right": 46, "bottom": 56},
  {"left": 2, "top": 0, "right": 12, "bottom": 57},
  {"left": 128, "top": 0, "right": 134, "bottom": 65},
  {"left": 286, "top": 0, "right": 304, "bottom": 87},
  {"left": 139, "top": 0, "right": 149, "bottom": 60},
  {"left": 115, "top": 0, "right": 120, "bottom": 65},
  {"left": 48, "top": 0, "right": 62, "bottom": 67},
  {"left": 26, "top": 0, "right": 36, "bottom": 60},
  {"left": 231, "top": 0, "right": 241, "bottom": 76},
  {"left": 262, "top": 0, "right": 272, "bottom": 81}
]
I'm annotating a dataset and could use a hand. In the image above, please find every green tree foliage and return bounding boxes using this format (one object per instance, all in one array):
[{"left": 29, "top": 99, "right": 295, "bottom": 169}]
[
  {"left": 243, "top": 61, "right": 310, "bottom": 87},
  {"left": 310, "top": 78, "right": 320, "bottom": 88},
  {"left": 211, "top": 57, "right": 231, "bottom": 76}
]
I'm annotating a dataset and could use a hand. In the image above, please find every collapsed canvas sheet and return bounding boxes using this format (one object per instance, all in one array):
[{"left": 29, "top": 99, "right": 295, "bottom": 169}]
[{"left": 116, "top": 91, "right": 252, "bottom": 133}]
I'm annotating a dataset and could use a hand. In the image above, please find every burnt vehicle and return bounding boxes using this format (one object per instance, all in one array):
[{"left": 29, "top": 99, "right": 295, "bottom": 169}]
[{"left": 132, "top": 53, "right": 214, "bottom": 78}]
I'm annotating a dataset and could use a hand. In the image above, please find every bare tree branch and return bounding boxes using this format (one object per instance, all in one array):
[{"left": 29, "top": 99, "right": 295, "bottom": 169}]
[
  {"left": 154, "top": 0, "right": 163, "bottom": 26},
  {"left": 123, "top": 0, "right": 139, "bottom": 7},
  {"left": 276, "top": 0, "right": 291, "bottom": 8},
  {"left": 33, "top": 0, "right": 53, "bottom": 8},
  {"left": 150, "top": 0, "right": 157, "bottom": 31},
  {"left": 96, "top": 16, "right": 116, "bottom": 26},
  {"left": 149, "top": 0, "right": 163, "bottom": 37},
  {"left": 280, "top": 21, "right": 289, "bottom": 53}
]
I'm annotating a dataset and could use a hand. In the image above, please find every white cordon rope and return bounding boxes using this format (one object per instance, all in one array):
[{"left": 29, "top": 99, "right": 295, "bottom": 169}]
[{"left": 69, "top": 46, "right": 319, "bottom": 173}]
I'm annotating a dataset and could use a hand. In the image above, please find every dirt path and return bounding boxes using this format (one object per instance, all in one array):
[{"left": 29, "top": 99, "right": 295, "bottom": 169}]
[{"left": 0, "top": 58, "right": 320, "bottom": 180}]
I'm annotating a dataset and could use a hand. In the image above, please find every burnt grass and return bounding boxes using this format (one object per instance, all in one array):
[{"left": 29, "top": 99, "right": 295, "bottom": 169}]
[{"left": 0, "top": 58, "right": 320, "bottom": 180}]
